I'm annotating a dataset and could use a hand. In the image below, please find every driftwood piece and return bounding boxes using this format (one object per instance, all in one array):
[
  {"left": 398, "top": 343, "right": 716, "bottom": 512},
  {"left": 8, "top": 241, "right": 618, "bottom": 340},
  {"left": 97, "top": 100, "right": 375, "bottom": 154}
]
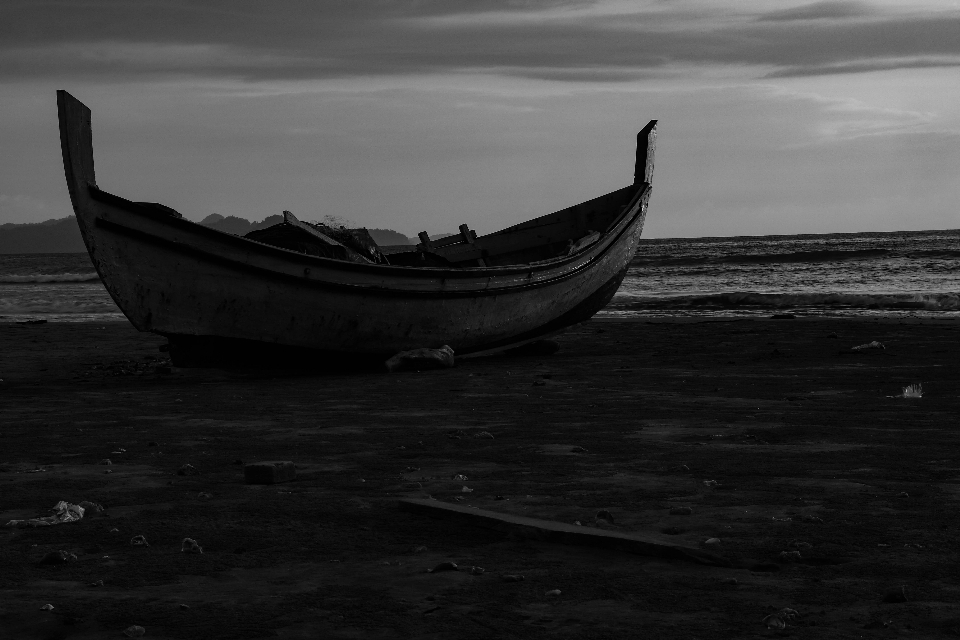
[{"left": 398, "top": 498, "right": 731, "bottom": 567}]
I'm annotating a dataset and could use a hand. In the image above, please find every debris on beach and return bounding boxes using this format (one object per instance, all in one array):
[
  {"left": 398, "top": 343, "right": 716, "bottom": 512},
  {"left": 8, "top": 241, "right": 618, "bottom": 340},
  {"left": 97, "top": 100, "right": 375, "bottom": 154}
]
[
  {"left": 130, "top": 534, "right": 149, "bottom": 546},
  {"left": 502, "top": 574, "right": 524, "bottom": 582},
  {"left": 39, "top": 603, "right": 54, "bottom": 611},
  {"left": 412, "top": 545, "right": 429, "bottom": 554},
  {"left": 778, "top": 550, "right": 802, "bottom": 562},
  {"left": 5, "top": 500, "right": 88, "bottom": 527},
  {"left": 428, "top": 561, "right": 459, "bottom": 573},
  {"left": 901, "top": 383, "right": 923, "bottom": 398},
  {"left": 470, "top": 566, "right": 485, "bottom": 575},
  {"left": 181, "top": 538, "right": 203, "bottom": 554},
  {"left": 474, "top": 431, "right": 495, "bottom": 439},
  {"left": 851, "top": 340, "right": 885, "bottom": 351},
  {"left": 545, "top": 589, "right": 562, "bottom": 596},
  {"left": 452, "top": 474, "right": 468, "bottom": 481},
  {"left": 703, "top": 538, "right": 722, "bottom": 547},
  {"left": 177, "top": 463, "right": 197, "bottom": 476},
  {"left": 123, "top": 625, "right": 146, "bottom": 638},
  {"left": 99, "top": 458, "right": 112, "bottom": 465},
  {"left": 385, "top": 345, "right": 455, "bottom": 372}
]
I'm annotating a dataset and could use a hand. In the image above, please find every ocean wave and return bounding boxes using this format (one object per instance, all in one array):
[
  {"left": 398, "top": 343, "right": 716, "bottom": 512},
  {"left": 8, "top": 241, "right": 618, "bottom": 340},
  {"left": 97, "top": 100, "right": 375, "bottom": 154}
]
[
  {"left": 0, "top": 272, "right": 100, "bottom": 283},
  {"left": 632, "top": 248, "right": 895, "bottom": 268},
  {"left": 613, "top": 291, "right": 960, "bottom": 311}
]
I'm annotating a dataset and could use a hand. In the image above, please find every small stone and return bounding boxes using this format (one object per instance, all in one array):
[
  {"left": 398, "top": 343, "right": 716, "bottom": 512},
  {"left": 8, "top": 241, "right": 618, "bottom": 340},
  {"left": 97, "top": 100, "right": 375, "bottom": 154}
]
[
  {"left": 779, "top": 608, "right": 799, "bottom": 621},
  {"left": 762, "top": 614, "right": 785, "bottom": 629},
  {"left": 722, "top": 578, "right": 738, "bottom": 585},
  {"left": 595, "top": 509, "right": 615, "bottom": 524},
  {"left": 702, "top": 480, "right": 718, "bottom": 487},
  {"left": 129, "top": 535, "right": 149, "bottom": 546},
  {"left": 779, "top": 550, "right": 802, "bottom": 562},
  {"left": 179, "top": 604, "right": 190, "bottom": 610},
  {"left": 148, "top": 441, "right": 159, "bottom": 447},
  {"left": 89, "top": 579, "right": 104, "bottom": 587},
  {"left": 799, "top": 514, "right": 823, "bottom": 523},
  {"left": 669, "top": 506, "right": 693, "bottom": 516},
  {"left": 123, "top": 625, "right": 146, "bottom": 638},
  {"left": 461, "top": 486, "right": 473, "bottom": 493},
  {"left": 570, "top": 446, "right": 587, "bottom": 453},
  {"left": 40, "top": 604, "right": 54, "bottom": 611},
  {"left": 428, "top": 562, "right": 458, "bottom": 573},
  {"left": 703, "top": 538, "right": 722, "bottom": 546},
  {"left": 474, "top": 431, "right": 494, "bottom": 439},
  {"left": 470, "top": 566, "right": 485, "bottom": 575},
  {"left": 177, "top": 464, "right": 197, "bottom": 476},
  {"left": 502, "top": 574, "right": 525, "bottom": 582},
  {"left": 790, "top": 541, "right": 813, "bottom": 550},
  {"left": 545, "top": 589, "right": 561, "bottom": 596},
  {"left": 99, "top": 459, "right": 112, "bottom": 465},
  {"left": 412, "top": 545, "right": 428, "bottom": 554},
  {"left": 452, "top": 474, "right": 468, "bottom": 481},
  {"left": 197, "top": 492, "right": 212, "bottom": 499},
  {"left": 181, "top": 538, "right": 203, "bottom": 554}
]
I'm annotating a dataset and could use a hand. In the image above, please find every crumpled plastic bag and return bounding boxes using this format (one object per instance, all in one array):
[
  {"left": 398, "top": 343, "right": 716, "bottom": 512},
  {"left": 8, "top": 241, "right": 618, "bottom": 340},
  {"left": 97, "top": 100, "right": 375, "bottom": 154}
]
[{"left": 5, "top": 501, "right": 87, "bottom": 527}]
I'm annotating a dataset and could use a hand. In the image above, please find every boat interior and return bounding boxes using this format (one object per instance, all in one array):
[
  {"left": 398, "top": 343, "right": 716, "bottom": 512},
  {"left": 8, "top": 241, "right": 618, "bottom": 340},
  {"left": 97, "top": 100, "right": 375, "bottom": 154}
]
[{"left": 238, "top": 183, "right": 641, "bottom": 269}]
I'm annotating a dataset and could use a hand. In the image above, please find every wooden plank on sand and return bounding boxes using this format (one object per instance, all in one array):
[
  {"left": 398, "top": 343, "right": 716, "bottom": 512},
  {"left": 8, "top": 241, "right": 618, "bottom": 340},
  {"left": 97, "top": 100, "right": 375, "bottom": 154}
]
[{"left": 398, "top": 498, "right": 731, "bottom": 567}]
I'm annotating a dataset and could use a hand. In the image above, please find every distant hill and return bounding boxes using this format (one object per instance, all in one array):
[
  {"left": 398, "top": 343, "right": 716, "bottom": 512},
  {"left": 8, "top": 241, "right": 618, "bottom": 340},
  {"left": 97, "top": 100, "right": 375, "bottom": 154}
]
[
  {"left": 0, "top": 217, "right": 87, "bottom": 254},
  {"left": 0, "top": 215, "right": 414, "bottom": 254}
]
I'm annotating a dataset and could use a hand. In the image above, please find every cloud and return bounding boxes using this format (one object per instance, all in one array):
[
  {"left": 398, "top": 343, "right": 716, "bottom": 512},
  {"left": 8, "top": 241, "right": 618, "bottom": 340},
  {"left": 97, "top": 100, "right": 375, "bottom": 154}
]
[
  {"left": 757, "top": 1, "right": 872, "bottom": 21},
  {"left": 1, "top": 1, "right": 959, "bottom": 82}
]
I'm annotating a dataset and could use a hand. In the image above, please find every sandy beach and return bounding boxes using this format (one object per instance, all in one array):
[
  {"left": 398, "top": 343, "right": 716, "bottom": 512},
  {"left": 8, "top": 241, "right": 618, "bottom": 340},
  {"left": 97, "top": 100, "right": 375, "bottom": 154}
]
[{"left": 2, "top": 317, "right": 959, "bottom": 638}]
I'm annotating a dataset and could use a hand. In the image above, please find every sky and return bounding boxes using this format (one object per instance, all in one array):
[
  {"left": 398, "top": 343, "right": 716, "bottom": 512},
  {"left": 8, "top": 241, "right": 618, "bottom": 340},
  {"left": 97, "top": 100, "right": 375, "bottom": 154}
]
[{"left": 1, "top": 0, "right": 959, "bottom": 239}]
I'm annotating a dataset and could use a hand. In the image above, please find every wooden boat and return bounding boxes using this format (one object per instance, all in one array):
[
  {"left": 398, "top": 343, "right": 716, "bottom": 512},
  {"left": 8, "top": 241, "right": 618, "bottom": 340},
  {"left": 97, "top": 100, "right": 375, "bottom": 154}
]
[{"left": 57, "top": 90, "right": 656, "bottom": 366}]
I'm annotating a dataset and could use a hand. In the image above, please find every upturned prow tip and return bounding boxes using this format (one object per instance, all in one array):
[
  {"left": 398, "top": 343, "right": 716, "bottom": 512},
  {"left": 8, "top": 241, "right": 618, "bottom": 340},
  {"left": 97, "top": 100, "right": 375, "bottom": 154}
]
[
  {"left": 57, "top": 90, "right": 97, "bottom": 192},
  {"left": 634, "top": 119, "right": 657, "bottom": 185}
]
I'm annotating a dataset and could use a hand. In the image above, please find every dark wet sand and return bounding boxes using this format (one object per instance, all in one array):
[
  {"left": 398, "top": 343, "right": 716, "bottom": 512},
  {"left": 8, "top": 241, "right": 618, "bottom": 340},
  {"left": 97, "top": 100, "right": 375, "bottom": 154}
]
[{"left": 1, "top": 317, "right": 959, "bottom": 639}]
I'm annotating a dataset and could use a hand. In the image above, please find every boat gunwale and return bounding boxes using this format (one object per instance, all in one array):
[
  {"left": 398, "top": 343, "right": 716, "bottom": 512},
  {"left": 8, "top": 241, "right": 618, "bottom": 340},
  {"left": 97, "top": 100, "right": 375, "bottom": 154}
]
[
  {"left": 90, "top": 185, "right": 649, "bottom": 298},
  {"left": 86, "top": 180, "right": 650, "bottom": 290}
]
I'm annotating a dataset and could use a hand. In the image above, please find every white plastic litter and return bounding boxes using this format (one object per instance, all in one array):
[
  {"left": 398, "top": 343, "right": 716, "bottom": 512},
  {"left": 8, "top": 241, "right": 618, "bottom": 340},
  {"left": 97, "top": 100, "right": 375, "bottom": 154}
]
[{"left": 5, "top": 501, "right": 87, "bottom": 527}]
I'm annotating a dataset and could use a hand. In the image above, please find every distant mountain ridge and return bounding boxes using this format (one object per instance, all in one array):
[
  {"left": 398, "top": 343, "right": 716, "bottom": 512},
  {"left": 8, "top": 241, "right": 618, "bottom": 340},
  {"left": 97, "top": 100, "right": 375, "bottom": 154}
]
[{"left": 0, "top": 215, "right": 414, "bottom": 254}]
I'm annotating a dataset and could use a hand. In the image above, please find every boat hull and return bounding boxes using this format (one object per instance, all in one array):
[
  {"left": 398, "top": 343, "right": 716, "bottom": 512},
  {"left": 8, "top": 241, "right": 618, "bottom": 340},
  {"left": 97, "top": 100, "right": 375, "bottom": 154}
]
[{"left": 58, "top": 90, "right": 654, "bottom": 364}]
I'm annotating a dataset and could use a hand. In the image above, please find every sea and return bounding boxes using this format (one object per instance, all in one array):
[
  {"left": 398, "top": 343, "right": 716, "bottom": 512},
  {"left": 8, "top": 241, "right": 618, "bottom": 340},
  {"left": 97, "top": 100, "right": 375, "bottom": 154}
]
[{"left": 1, "top": 229, "right": 958, "bottom": 323}]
